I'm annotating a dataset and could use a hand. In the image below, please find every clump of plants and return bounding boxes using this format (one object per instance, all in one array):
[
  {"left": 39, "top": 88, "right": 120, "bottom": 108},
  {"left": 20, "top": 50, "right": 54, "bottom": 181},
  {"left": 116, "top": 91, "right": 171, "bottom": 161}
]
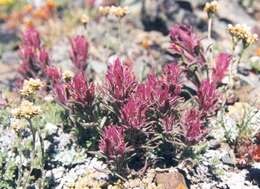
[
  {"left": 16, "top": 21, "right": 233, "bottom": 177},
  {"left": 4, "top": 3, "right": 259, "bottom": 188},
  {"left": 97, "top": 24, "right": 234, "bottom": 176}
]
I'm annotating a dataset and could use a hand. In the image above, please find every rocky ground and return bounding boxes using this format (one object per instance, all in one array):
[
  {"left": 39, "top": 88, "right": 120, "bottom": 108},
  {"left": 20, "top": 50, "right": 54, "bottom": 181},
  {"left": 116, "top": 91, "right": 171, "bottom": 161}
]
[{"left": 0, "top": 0, "right": 260, "bottom": 189}]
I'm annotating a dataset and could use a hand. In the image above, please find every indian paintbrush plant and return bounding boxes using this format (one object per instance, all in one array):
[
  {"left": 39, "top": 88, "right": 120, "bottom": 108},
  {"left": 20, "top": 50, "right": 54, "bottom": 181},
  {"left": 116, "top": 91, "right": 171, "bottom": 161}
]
[
  {"left": 96, "top": 24, "right": 233, "bottom": 176},
  {"left": 12, "top": 7, "right": 259, "bottom": 183},
  {"left": 16, "top": 23, "right": 233, "bottom": 178}
]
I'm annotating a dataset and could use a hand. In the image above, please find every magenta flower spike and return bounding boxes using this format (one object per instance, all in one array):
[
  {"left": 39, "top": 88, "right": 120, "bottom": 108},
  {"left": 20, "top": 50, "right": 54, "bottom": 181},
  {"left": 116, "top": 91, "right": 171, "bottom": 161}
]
[
  {"left": 38, "top": 48, "right": 49, "bottom": 68},
  {"left": 182, "top": 108, "right": 204, "bottom": 142},
  {"left": 162, "top": 63, "right": 183, "bottom": 95},
  {"left": 105, "top": 58, "right": 137, "bottom": 103},
  {"left": 54, "top": 83, "right": 68, "bottom": 105},
  {"left": 22, "top": 27, "right": 41, "bottom": 49},
  {"left": 212, "top": 53, "right": 232, "bottom": 83},
  {"left": 99, "top": 125, "right": 126, "bottom": 159},
  {"left": 70, "top": 35, "right": 89, "bottom": 71},
  {"left": 197, "top": 79, "right": 218, "bottom": 113},
  {"left": 120, "top": 98, "right": 147, "bottom": 129},
  {"left": 170, "top": 24, "right": 205, "bottom": 64},
  {"left": 70, "top": 72, "right": 95, "bottom": 105},
  {"left": 46, "top": 66, "right": 61, "bottom": 83}
]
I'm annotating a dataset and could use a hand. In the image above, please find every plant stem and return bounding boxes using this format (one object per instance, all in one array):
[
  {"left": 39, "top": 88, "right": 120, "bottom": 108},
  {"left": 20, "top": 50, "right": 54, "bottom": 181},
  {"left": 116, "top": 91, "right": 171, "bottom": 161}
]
[
  {"left": 118, "top": 18, "right": 123, "bottom": 54},
  {"left": 208, "top": 17, "right": 212, "bottom": 41},
  {"left": 23, "top": 119, "right": 36, "bottom": 188},
  {"left": 16, "top": 135, "right": 24, "bottom": 188},
  {"left": 37, "top": 130, "right": 45, "bottom": 189}
]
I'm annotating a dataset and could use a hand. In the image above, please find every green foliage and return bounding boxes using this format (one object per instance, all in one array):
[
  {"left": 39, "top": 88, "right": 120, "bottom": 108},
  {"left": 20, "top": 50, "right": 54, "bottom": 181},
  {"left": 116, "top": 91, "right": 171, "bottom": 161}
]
[
  {"left": 0, "top": 108, "right": 10, "bottom": 128},
  {"left": 40, "top": 101, "right": 64, "bottom": 125},
  {"left": 0, "top": 151, "right": 16, "bottom": 189},
  {"left": 251, "top": 60, "right": 260, "bottom": 73}
]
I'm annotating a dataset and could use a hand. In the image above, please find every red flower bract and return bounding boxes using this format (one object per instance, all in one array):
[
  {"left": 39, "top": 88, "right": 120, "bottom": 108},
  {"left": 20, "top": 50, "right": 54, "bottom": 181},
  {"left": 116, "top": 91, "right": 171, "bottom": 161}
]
[
  {"left": 54, "top": 83, "right": 68, "bottom": 105},
  {"left": 46, "top": 66, "right": 61, "bottom": 83},
  {"left": 182, "top": 108, "right": 204, "bottom": 142},
  {"left": 161, "top": 63, "right": 182, "bottom": 95},
  {"left": 18, "top": 27, "right": 50, "bottom": 80},
  {"left": 142, "top": 73, "right": 180, "bottom": 109},
  {"left": 70, "top": 72, "right": 95, "bottom": 105},
  {"left": 161, "top": 115, "right": 176, "bottom": 133},
  {"left": 120, "top": 98, "right": 147, "bottom": 129},
  {"left": 105, "top": 58, "right": 137, "bottom": 104},
  {"left": 19, "top": 46, "right": 36, "bottom": 76},
  {"left": 170, "top": 24, "right": 205, "bottom": 64},
  {"left": 22, "top": 27, "right": 41, "bottom": 49},
  {"left": 212, "top": 53, "right": 232, "bottom": 83},
  {"left": 99, "top": 125, "right": 126, "bottom": 159},
  {"left": 70, "top": 35, "right": 89, "bottom": 71},
  {"left": 38, "top": 48, "right": 49, "bottom": 67},
  {"left": 197, "top": 79, "right": 218, "bottom": 113}
]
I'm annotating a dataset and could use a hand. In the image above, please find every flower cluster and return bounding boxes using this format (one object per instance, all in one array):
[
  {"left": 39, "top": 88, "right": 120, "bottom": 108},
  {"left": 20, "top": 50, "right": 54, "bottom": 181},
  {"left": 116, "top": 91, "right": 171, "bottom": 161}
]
[
  {"left": 80, "top": 14, "right": 90, "bottom": 26},
  {"left": 197, "top": 79, "right": 219, "bottom": 113},
  {"left": 20, "top": 78, "right": 44, "bottom": 96},
  {"left": 170, "top": 25, "right": 205, "bottom": 65},
  {"left": 99, "top": 6, "right": 129, "bottom": 18},
  {"left": 12, "top": 100, "right": 41, "bottom": 119},
  {"left": 228, "top": 24, "right": 258, "bottom": 47},
  {"left": 70, "top": 72, "right": 95, "bottom": 105},
  {"left": 204, "top": 1, "right": 219, "bottom": 15},
  {"left": 212, "top": 53, "right": 232, "bottom": 83},
  {"left": 16, "top": 24, "right": 232, "bottom": 172},
  {"left": 63, "top": 70, "right": 74, "bottom": 82},
  {"left": 98, "top": 25, "right": 231, "bottom": 162},
  {"left": 99, "top": 126, "right": 126, "bottom": 160},
  {"left": 18, "top": 27, "right": 49, "bottom": 79},
  {"left": 42, "top": 34, "right": 95, "bottom": 109},
  {"left": 182, "top": 108, "right": 204, "bottom": 142},
  {"left": 70, "top": 35, "right": 89, "bottom": 71},
  {"left": 120, "top": 98, "right": 147, "bottom": 129},
  {"left": 104, "top": 58, "right": 137, "bottom": 104},
  {"left": 52, "top": 72, "right": 95, "bottom": 107},
  {"left": 46, "top": 66, "right": 62, "bottom": 83}
]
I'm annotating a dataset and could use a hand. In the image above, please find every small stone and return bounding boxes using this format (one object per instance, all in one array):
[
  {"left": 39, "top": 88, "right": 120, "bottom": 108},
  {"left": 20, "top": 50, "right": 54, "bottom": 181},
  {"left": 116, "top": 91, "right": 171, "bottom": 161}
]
[
  {"left": 52, "top": 167, "right": 65, "bottom": 180},
  {"left": 155, "top": 169, "right": 188, "bottom": 189},
  {"left": 221, "top": 152, "right": 236, "bottom": 166},
  {"left": 238, "top": 66, "right": 250, "bottom": 76},
  {"left": 209, "top": 140, "right": 221, "bottom": 150},
  {"left": 45, "top": 123, "right": 58, "bottom": 136}
]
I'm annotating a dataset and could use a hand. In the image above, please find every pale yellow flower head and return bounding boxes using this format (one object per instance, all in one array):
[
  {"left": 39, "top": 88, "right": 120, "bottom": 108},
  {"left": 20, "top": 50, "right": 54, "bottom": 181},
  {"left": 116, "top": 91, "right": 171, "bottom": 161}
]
[
  {"left": 109, "top": 6, "right": 129, "bottom": 18},
  {"left": 63, "top": 70, "right": 74, "bottom": 82},
  {"left": 12, "top": 100, "right": 41, "bottom": 119},
  {"left": 20, "top": 78, "right": 44, "bottom": 96},
  {"left": 81, "top": 14, "right": 90, "bottom": 25},
  {"left": 228, "top": 24, "right": 258, "bottom": 47},
  {"left": 99, "top": 6, "right": 129, "bottom": 18},
  {"left": 98, "top": 6, "right": 111, "bottom": 16},
  {"left": 204, "top": 1, "right": 219, "bottom": 15},
  {"left": 11, "top": 119, "right": 26, "bottom": 132}
]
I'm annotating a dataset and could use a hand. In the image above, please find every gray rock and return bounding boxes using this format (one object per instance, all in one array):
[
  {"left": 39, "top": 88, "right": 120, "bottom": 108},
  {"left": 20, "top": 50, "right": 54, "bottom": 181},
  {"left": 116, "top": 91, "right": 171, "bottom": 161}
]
[
  {"left": 218, "top": 0, "right": 255, "bottom": 26},
  {"left": 57, "top": 157, "right": 108, "bottom": 188},
  {"left": 51, "top": 167, "right": 65, "bottom": 180},
  {"left": 45, "top": 123, "right": 58, "bottom": 136},
  {"left": 1, "top": 51, "right": 19, "bottom": 65},
  {"left": 209, "top": 140, "right": 221, "bottom": 150},
  {"left": 221, "top": 152, "right": 236, "bottom": 166}
]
